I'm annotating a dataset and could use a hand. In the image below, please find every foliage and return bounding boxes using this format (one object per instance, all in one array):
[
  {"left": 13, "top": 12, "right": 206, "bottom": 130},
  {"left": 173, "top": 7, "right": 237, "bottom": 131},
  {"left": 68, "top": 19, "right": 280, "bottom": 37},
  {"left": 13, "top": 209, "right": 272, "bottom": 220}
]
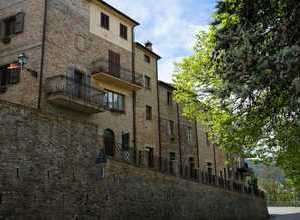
[{"left": 174, "top": 0, "right": 300, "bottom": 191}]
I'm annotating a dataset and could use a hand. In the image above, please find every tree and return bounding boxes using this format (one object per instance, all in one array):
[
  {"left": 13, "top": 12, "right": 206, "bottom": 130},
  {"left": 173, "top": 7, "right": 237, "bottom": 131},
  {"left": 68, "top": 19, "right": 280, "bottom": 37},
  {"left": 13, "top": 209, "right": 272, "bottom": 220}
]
[{"left": 174, "top": 0, "right": 300, "bottom": 190}]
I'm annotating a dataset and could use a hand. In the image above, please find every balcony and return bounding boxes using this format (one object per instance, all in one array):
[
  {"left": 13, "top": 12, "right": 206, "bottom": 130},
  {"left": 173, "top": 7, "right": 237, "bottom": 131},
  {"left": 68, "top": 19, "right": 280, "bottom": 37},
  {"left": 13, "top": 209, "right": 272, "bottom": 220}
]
[
  {"left": 46, "top": 75, "right": 105, "bottom": 114},
  {"left": 91, "top": 58, "right": 143, "bottom": 91}
]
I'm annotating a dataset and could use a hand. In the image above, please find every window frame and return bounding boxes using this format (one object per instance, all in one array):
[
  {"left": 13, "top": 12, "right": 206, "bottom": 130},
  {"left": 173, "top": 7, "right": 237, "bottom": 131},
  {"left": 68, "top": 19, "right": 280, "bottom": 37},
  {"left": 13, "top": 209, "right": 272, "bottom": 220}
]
[
  {"left": 0, "top": 62, "right": 21, "bottom": 88},
  {"left": 144, "top": 54, "right": 150, "bottom": 63},
  {"left": 144, "top": 75, "right": 151, "bottom": 89},
  {"left": 167, "top": 91, "right": 173, "bottom": 105},
  {"left": 168, "top": 120, "right": 175, "bottom": 137},
  {"left": 100, "top": 12, "right": 110, "bottom": 30},
  {"left": 146, "top": 105, "right": 152, "bottom": 120},
  {"left": 187, "top": 126, "right": 192, "bottom": 144},
  {"left": 119, "top": 23, "right": 128, "bottom": 40},
  {"left": 104, "top": 90, "right": 125, "bottom": 113}
]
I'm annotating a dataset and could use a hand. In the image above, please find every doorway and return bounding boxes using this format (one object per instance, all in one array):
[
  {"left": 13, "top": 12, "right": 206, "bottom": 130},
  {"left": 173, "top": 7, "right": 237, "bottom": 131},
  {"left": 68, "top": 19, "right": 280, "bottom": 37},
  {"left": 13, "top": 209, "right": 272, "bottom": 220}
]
[{"left": 104, "top": 129, "right": 115, "bottom": 156}]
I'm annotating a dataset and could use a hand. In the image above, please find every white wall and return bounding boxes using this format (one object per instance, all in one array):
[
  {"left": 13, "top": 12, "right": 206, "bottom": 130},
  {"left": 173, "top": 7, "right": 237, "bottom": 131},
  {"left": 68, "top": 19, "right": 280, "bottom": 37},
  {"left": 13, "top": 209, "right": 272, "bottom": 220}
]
[{"left": 89, "top": 3, "right": 132, "bottom": 52}]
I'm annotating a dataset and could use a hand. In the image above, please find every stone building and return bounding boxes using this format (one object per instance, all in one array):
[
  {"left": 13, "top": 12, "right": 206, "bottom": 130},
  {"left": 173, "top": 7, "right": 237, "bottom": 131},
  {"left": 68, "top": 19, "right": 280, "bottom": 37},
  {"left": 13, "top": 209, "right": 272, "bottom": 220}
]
[{"left": 0, "top": 0, "right": 247, "bottom": 179}]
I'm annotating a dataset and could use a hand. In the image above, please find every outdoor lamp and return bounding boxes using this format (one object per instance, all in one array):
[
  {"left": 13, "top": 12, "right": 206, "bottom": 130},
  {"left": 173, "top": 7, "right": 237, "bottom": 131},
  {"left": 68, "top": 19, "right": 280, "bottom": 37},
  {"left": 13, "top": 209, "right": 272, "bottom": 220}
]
[{"left": 18, "top": 53, "right": 28, "bottom": 66}]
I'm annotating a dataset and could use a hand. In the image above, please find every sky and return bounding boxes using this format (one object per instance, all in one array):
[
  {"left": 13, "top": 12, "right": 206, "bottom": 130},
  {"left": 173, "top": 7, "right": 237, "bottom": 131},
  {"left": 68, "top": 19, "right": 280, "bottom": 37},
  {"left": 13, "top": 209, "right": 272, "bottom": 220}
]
[{"left": 106, "top": 0, "right": 218, "bottom": 83}]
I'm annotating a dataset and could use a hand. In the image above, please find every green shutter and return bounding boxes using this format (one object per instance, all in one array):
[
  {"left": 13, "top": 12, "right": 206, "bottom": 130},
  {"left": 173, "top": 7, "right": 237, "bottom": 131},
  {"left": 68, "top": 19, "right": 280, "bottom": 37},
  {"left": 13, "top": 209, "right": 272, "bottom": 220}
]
[{"left": 15, "top": 12, "right": 25, "bottom": 34}]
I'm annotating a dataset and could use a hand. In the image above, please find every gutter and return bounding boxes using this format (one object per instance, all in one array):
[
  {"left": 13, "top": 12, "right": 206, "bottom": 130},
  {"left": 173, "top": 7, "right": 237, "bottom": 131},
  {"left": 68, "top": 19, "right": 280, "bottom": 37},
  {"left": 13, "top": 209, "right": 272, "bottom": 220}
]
[
  {"left": 195, "top": 121, "right": 200, "bottom": 169},
  {"left": 156, "top": 60, "right": 162, "bottom": 170},
  {"left": 37, "top": 0, "right": 48, "bottom": 110},
  {"left": 176, "top": 104, "right": 183, "bottom": 175},
  {"left": 132, "top": 27, "right": 137, "bottom": 164}
]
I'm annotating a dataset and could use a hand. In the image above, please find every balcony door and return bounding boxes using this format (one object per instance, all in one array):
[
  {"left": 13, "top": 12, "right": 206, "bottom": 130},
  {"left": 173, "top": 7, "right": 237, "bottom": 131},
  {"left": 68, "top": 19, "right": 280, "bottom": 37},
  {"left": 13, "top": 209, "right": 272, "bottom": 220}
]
[
  {"left": 73, "top": 69, "right": 84, "bottom": 98},
  {"left": 104, "top": 129, "right": 115, "bottom": 157},
  {"left": 109, "top": 50, "right": 120, "bottom": 77}
]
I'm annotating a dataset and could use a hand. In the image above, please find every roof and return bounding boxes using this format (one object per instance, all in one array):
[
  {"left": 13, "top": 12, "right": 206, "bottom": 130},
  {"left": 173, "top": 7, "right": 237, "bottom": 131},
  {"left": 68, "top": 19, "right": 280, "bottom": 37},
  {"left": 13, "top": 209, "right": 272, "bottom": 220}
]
[
  {"left": 135, "top": 42, "right": 162, "bottom": 59},
  {"left": 158, "top": 80, "right": 175, "bottom": 90},
  {"left": 96, "top": 0, "right": 140, "bottom": 26}
]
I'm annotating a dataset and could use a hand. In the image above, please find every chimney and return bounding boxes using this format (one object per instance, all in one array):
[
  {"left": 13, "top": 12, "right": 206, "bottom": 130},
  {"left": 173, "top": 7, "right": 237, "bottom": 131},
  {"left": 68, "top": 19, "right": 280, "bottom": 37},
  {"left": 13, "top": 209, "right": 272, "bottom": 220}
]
[{"left": 145, "top": 41, "right": 153, "bottom": 51}]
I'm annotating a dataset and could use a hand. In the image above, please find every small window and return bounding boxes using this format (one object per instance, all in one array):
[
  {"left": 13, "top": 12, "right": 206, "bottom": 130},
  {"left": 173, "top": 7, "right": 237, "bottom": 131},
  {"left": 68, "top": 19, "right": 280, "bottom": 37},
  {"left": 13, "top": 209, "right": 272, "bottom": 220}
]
[
  {"left": 169, "top": 152, "right": 176, "bottom": 161},
  {"left": 168, "top": 120, "right": 175, "bottom": 136},
  {"left": 205, "top": 133, "right": 209, "bottom": 147},
  {"left": 167, "top": 91, "right": 173, "bottom": 105},
  {"left": 144, "top": 55, "right": 150, "bottom": 63},
  {"left": 187, "top": 127, "right": 192, "bottom": 143},
  {"left": 120, "top": 23, "right": 128, "bottom": 40},
  {"left": 104, "top": 90, "right": 125, "bottom": 112},
  {"left": 144, "top": 75, "right": 151, "bottom": 89},
  {"left": 101, "top": 12, "right": 109, "bottom": 30},
  {"left": 146, "top": 105, "right": 152, "bottom": 120}
]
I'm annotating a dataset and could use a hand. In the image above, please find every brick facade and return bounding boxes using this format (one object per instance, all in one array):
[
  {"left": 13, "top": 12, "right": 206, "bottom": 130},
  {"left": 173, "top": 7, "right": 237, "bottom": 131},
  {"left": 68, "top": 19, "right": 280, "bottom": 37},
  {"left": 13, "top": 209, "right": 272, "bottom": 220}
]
[{"left": 0, "top": 0, "right": 242, "bottom": 182}]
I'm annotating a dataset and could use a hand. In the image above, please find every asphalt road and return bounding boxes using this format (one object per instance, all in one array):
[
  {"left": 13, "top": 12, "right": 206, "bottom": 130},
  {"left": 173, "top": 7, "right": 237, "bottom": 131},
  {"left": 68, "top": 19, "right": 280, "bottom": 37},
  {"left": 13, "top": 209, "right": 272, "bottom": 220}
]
[{"left": 268, "top": 207, "right": 300, "bottom": 220}]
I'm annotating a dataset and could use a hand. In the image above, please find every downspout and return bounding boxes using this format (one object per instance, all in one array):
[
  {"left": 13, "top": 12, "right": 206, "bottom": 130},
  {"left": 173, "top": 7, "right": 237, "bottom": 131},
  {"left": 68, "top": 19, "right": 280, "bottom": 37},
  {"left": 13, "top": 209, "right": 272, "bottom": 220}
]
[
  {"left": 37, "top": 0, "right": 48, "bottom": 110},
  {"left": 195, "top": 121, "right": 200, "bottom": 170},
  {"left": 213, "top": 144, "right": 217, "bottom": 175},
  {"left": 176, "top": 104, "right": 183, "bottom": 175},
  {"left": 132, "top": 27, "right": 137, "bottom": 164},
  {"left": 156, "top": 61, "right": 162, "bottom": 170}
]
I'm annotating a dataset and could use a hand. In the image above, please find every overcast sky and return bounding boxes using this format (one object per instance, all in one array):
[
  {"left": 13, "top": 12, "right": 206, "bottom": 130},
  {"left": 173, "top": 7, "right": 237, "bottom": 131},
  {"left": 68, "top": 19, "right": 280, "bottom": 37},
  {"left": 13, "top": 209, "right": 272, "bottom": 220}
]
[{"left": 105, "top": 0, "right": 217, "bottom": 83}]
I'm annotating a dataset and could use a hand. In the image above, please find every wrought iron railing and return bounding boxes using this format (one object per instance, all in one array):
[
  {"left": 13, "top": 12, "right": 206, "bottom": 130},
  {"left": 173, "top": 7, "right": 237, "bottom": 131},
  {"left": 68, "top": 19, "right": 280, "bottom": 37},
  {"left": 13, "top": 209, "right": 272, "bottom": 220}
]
[
  {"left": 46, "top": 75, "right": 105, "bottom": 107},
  {"left": 91, "top": 58, "right": 144, "bottom": 86},
  {"left": 104, "top": 148, "right": 265, "bottom": 198}
]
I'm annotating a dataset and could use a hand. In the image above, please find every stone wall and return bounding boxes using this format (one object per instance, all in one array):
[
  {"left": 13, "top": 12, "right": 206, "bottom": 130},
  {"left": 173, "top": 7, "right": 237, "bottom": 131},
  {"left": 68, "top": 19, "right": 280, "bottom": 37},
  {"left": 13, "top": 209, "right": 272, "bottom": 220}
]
[{"left": 0, "top": 100, "right": 268, "bottom": 220}]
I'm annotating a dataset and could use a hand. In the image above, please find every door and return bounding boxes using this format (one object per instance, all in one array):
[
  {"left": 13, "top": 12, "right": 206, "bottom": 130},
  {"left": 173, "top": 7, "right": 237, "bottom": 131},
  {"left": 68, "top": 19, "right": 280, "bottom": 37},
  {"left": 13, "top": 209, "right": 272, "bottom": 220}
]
[{"left": 104, "top": 129, "right": 115, "bottom": 156}]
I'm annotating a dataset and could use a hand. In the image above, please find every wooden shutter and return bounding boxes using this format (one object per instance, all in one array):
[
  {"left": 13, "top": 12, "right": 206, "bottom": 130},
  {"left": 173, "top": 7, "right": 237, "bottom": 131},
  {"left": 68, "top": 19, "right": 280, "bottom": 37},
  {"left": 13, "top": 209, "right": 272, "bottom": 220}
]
[
  {"left": 109, "top": 51, "right": 120, "bottom": 76},
  {"left": 14, "top": 12, "right": 25, "bottom": 34},
  {"left": 0, "top": 20, "right": 4, "bottom": 40}
]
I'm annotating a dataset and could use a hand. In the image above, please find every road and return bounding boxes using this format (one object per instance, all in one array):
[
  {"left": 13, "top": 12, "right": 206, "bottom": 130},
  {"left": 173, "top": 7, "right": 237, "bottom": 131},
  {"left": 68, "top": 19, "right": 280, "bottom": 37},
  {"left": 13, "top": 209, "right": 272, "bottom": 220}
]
[{"left": 268, "top": 207, "right": 300, "bottom": 220}]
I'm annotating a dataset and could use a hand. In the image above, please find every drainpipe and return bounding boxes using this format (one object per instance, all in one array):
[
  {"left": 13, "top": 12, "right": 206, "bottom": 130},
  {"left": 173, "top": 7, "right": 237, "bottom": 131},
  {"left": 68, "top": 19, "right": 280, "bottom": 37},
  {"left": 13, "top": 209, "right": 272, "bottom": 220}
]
[
  {"left": 37, "top": 0, "right": 48, "bottom": 110},
  {"left": 156, "top": 62, "right": 162, "bottom": 170},
  {"left": 213, "top": 144, "right": 217, "bottom": 175},
  {"left": 195, "top": 121, "right": 200, "bottom": 170},
  {"left": 176, "top": 104, "right": 183, "bottom": 176},
  {"left": 132, "top": 27, "right": 137, "bottom": 164}
]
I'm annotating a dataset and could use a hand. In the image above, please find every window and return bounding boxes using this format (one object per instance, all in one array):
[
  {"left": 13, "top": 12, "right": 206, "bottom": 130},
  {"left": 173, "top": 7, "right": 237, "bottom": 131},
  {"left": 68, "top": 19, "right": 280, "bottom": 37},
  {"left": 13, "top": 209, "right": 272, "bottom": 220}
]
[
  {"left": 104, "top": 90, "right": 125, "bottom": 112},
  {"left": 144, "top": 75, "right": 151, "bottom": 89},
  {"left": 0, "top": 63, "right": 21, "bottom": 90},
  {"left": 167, "top": 91, "right": 173, "bottom": 105},
  {"left": 122, "top": 133, "right": 130, "bottom": 150},
  {"left": 101, "top": 12, "right": 109, "bottom": 30},
  {"left": 169, "top": 152, "right": 176, "bottom": 175},
  {"left": 120, "top": 23, "right": 128, "bottom": 40},
  {"left": 168, "top": 120, "right": 175, "bottom": 137},
  {"left": 169, "top": 152, "right": 176, "bottom": 161},
  {"left": 108, "top": 50, "right": 120, "bottom": 76},
  {"left": 1, "top": 12, "right": 25, "bottom": 43},
  {"left": 144, "top": 54, "right": 150, "bottom": 63},
  {"left": 146, "top": 105, "right": 152, "bottom": 120},
  {"left": 187, "top": 127, "right": 192, "bottom": 144},
  {"left": 205, "top": 133, "right": 209, "bottom": 147}
]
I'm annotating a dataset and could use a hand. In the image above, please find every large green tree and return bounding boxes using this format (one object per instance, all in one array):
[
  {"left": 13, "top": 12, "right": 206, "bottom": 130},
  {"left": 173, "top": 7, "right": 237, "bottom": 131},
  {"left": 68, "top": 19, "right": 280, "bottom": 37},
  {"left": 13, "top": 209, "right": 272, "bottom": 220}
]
[{"left": 174, "top": 0, "right": 300, "bottom": 190}]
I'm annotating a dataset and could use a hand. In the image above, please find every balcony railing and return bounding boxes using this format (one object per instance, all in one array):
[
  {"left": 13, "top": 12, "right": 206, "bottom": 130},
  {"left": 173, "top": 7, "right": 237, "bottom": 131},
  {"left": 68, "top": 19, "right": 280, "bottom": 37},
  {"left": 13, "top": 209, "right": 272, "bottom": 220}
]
[
  {"left": 91, "top": 58, "right": 144, "bottom": 87},
  {"left": 46, "top": 75, "right": 105, "bottom": 113},
  {"left": 100, "top": 148, "right": 265, "bottom": 198}
]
